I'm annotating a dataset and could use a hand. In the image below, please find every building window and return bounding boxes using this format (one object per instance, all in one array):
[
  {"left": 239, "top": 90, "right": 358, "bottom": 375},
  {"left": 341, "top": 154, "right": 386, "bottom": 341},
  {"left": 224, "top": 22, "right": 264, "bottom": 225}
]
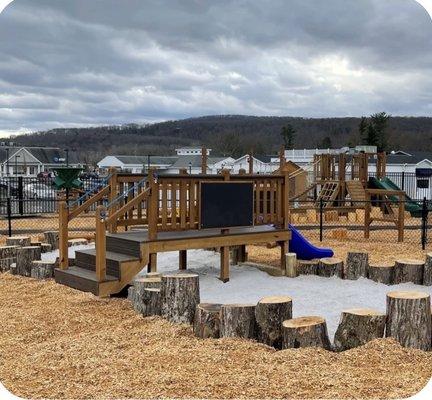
[{"left": 417, "top": 179, "right": 429, "bottom": 189}]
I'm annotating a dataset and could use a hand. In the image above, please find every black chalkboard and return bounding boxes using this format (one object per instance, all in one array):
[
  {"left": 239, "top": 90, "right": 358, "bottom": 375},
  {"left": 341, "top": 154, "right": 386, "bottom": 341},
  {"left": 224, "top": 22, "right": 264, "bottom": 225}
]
[{"left": 200, "top": 182, "right": 254, "bottom": 229}]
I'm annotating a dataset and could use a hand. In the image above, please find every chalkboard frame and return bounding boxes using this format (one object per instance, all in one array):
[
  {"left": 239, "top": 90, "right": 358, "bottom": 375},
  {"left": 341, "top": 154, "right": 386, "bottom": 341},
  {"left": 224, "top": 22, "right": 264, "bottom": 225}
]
[{"left": 199, "top": 181, "right": 254, "bottom": 229}]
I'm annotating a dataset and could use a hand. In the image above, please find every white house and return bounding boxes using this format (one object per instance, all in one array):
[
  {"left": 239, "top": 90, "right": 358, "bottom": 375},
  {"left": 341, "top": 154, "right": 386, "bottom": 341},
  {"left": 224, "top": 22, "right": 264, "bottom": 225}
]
[
  {"left": 0, "top": 146, "right": 81, "bottom": 177},
  {"left": 97, "top": 155, "right": 177, "bottom": 174}
]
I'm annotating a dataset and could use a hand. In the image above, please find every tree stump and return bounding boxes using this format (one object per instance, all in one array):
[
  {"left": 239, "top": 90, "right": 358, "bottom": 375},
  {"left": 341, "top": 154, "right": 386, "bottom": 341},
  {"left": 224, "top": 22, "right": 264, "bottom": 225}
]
[
  {"left": 0, "top": 258, "right": 15, "bottom": 273},
  {"left": 422, "top": 253, "right": 432, "bottom": 286},
  {"left": 131, "top": 277, "right": 162, "bottom": 313},
  {"left": 346, "top": 252, "right": 368, "bottom": 280},
  {"left": 141, "top": 288, "right": 162, "bottom": 317},
  {"left": 318, "top": 257, "right": 344, "bottom": 278},
  {"left": 255, "top": 296, "right": 292, "bottom": 349},
  {"left": 220, "top": 304, "right": 257, "bottom": 339},
  {"left": 16, "top": 246, "right": 42, "bottom": 277},
  {"left": 0, "top": 245, "right": 19, "bottom": 260},
  {"left": 30, "top": 260, "right": 56, "bottom": 279},
  {"left": 282, "top": 316, "right": 331, "bottom": 350},
  {"left": 40, "top": 243, "right": 52, "bottom": 254},
  {"left": 193, "top": 303, "right": 222, "bottom": 339},
  {"left": 285, "top": 253, "right": 298, "bottom": 278},
  {"left": 44, "top": 231, "right": 59, "bottom": 250},
  {"left": 368, "top": 262, "right": 395, "bottom": 285},
  {"left": 9, "top": 263, "right": 17, "bottom": 275},
  {"left": 333, "top": 308, "right": 386, "bottom": 351},
  {"left": 297, "top": 260, "right": 318, "bottom": 275},
  {"left": 161, "top": 273, "right": 200, "bottom": 324},
  {"left": 146, "top": 272, "right": 162, "bottom": 279},
  {"left": 6, "top": 236, "right": 31, "bottom": 247},
  {"left": 68, "top": 238, "right": 88, "bottom": 247},
  {"left": 386, "top": 291, "right": 431, "bottom": 351},
  {"left": 394, "top": 260, "right": 424, "bottom": 285}
]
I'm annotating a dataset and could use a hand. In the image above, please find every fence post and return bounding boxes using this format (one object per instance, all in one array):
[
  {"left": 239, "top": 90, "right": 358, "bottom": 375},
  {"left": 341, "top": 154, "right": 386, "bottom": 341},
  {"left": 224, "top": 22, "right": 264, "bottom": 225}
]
[
  {"left": 18, "top": 176, "right": 24, "bottom": 215},
  {"left": 7, "top": 197, "right": 12, "bottom": 237},
  {"left": 319, "top": 198, "right": 323, "bottom": 242},
  {"left": 421, "top": 196, "right": 428, "bottom": 250},
  {"left": 401, "top": 171, "right": 405, "bottom": 191}
]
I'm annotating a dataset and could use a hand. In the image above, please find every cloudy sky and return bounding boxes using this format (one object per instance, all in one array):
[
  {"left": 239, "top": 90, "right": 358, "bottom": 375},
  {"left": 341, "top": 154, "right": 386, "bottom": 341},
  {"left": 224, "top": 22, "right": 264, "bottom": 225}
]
[{"left": 0, "top": 0, "right": 431, "bottom": 136}]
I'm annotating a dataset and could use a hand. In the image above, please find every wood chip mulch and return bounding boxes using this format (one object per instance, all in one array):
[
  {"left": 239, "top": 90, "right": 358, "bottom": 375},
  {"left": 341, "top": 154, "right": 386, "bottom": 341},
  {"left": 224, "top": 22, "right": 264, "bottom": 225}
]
[{"left": 0, "top": 274, "right": 431, "bottom": 399}]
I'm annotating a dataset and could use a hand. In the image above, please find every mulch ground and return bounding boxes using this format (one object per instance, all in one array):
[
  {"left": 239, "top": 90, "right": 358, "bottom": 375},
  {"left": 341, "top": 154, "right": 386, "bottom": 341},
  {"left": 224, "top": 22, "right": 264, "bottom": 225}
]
[{"left": 0, "top": 274, "right": 431, "bottom": 399}]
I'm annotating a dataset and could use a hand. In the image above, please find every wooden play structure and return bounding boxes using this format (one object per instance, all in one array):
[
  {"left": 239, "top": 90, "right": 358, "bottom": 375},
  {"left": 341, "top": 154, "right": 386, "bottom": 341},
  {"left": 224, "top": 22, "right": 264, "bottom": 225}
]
[{"left": 55, "top": 166, "right": 292, "bottom": 296}]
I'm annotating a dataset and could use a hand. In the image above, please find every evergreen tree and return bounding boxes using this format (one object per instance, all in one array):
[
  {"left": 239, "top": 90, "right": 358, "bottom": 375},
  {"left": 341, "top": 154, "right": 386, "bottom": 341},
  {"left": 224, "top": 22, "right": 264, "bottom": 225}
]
[
  {"left": 370, "top": 112, "right": 390, "bottom": 152},
  {"left": 320, "top": 136, "right": 332, "bottom": 148},
  {"left": 366, "top": 124, "right": 379, "bottom": 147},
  {"left": 280, "top": 124, "right": 296, "bottom": 149},
  {"left": 359, "top": 116, "right": 368, "bottom": 144}
]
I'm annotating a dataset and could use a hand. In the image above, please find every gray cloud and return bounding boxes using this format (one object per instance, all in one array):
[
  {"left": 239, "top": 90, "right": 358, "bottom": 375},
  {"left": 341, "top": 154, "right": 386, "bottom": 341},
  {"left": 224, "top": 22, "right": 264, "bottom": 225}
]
[{"left": 0, "top": 0, "right": 431, "bottom": 135}]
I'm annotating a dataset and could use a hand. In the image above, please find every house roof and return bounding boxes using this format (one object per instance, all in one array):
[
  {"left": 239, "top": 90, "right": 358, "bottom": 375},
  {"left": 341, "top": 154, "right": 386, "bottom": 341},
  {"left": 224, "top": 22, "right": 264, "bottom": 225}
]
[
  {"left": 381, "top": 151, "right": 432, "bottom": 165},
  {"left": 0, "top": 147, "right": 80, "bottom": 165},
  {"left": 114, "top": 155, "right": 178, "bottom": 165},
  {"left": 170, "top": 155, "right": 226, "bottom": 168}
]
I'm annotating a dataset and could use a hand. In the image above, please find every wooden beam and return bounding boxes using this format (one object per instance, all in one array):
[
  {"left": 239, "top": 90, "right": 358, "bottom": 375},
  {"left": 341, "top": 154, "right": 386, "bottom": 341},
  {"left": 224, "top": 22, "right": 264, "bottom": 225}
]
[
  {"left": 201, "top": 146, "right": 207, "bottom": 174},
  {"left": 95, "top": 206, "right": 107, "bottom": 282}
]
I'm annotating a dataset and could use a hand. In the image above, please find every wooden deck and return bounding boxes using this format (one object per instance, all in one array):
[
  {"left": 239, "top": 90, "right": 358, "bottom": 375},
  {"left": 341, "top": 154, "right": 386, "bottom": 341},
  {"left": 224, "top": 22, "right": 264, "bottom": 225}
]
[{"left": 55, "top": 225, "right": 291, "bottom": 296}]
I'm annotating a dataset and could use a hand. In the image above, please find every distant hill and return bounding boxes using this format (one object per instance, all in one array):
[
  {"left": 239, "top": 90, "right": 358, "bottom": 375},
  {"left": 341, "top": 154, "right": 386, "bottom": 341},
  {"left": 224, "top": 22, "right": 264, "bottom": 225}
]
[{"left": 10, "top": 115, "right": 432, "bottom": 165}]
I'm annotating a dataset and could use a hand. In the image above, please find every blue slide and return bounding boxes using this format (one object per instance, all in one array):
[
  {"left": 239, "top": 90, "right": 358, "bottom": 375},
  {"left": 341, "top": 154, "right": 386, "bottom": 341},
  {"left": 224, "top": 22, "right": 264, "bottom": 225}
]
[{"left": 289, "top": 224, "right": 334, "bottom": 260}]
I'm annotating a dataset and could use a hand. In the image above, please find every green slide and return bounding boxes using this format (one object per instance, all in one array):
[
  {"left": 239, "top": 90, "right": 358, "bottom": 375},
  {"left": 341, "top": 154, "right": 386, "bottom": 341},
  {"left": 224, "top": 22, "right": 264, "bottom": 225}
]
[{"left": 368, "top": 177, "right": 422, "bottom": 218}]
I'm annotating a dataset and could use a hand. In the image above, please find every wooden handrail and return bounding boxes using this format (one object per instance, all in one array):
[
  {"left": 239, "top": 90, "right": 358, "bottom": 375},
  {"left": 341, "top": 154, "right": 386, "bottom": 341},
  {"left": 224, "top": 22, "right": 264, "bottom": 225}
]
[
  {"left": 105, "top": 186, "right": 151, "bottom": 226},
  {"left": 68, "top": 186, "right": 110, "bottom": 221}
]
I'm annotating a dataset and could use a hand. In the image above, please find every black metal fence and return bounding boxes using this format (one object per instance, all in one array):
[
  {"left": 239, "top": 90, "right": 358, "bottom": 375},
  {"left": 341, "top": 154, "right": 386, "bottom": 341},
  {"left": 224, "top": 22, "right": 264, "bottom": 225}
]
[
  {"left": 0, "top": 176, "right": 104, "bottom": 216},
  {"left": 289, "top": 197, "right": 432, "bottom": 250}
]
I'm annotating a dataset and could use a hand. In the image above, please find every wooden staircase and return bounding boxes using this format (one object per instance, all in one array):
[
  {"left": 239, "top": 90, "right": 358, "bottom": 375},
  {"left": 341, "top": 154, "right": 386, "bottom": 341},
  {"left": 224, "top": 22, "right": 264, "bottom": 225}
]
[
  {"left": 315, "top": 182, "right": 339, "bottom": 208},
  {"left": 55, "top": 235, "right": 148, "bottom": 297},
  {"left": 346, "top": 180, "right": 366, "bottom": 203}
]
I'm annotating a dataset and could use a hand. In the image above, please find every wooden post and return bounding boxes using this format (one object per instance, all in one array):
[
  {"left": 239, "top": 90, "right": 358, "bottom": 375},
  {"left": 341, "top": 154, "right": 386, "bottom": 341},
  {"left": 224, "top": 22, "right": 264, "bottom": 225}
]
[
  {"left": 95, "top": 206, "right": 107, "bottom": 282},
  {"left": 248, "top": 151, "right": 254, "bottom": 175},
  {"left": 220, "top": 246, "right": 230, "bottom": 282},
  {"left": 58, "top": 201, "right": 69, "bottom": 270},
  {"left": 148, "top": 169, "right": 158, "bottom": 241},
  {"left": 279, "top": 146, "right": 286, "bottom": 169},
  {"left": 398, "top": 193, "right": 404, "bottom": 242},
  {"left": 285, "top": 253, "right": 297, "bottom": 277},
  {"left": 179, "top": 250, "right": 187, "bottom": 270},
  {"left": 364, "top": 191, "right": 371, "bottom": 239},
  {"left": 107, "top": 167, "right": 118, "bottom": 233},
  {"left": 201, "top": 146, "right": 207, "bottom": 174}
]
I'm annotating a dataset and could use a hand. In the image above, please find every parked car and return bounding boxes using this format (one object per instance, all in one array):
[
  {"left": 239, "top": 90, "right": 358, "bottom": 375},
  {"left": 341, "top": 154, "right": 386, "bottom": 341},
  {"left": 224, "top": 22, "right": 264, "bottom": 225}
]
[
  {"left": 23, "top": 183, "right": 57, "bottom": 199},
  {"left": 0, "top": 178, "right": 19, "bottom": 197}
]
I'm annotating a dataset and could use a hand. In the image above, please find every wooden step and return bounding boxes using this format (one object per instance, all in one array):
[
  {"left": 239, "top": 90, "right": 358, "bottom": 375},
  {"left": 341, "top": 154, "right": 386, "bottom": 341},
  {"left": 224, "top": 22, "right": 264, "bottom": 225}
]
[
  {"left": 106, "top": 235, "right": 141, "bottom": 258},
  {"left": 346, "top": 180, "right": 366, "bottom": 202},
  {"left": 54, "top": 266, "right": 118, "bottom": 296},
  {"left": 75, "top": 249, "right": 140, "bottom": 278}
]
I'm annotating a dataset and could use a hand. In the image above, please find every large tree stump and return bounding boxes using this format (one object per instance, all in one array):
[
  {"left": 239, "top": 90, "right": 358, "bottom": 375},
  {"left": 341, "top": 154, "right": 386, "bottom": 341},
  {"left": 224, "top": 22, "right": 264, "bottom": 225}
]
[
  {"left": 422, "top": 253, "right": 432, "bottom": 286},
  {"left": 16, "top": 246, "right": 42, "bottom": 277},
  {"left": 30, "top": 260, "right": 56, "bottom": 279},
  {"left": 161, "top": 273, "right": 200, "bottom": 324},
  {"left": 394, "top": 260, "right": 424, "bottom": 285},
  {"left": 333, "top": 308, "right": 386, "bottom": 351},
  {"left": 346, "top": 252, "right": 368, "bottom": 280},
  {"left": 9, "top": 263, "right": 17, "bottom": 275},
  {"left": 0, "top": 245, "right": 19, "bottom": 260},
  {"left": 0, "top": 258, "right": 15, "bottom": 273},
  {"left": 285, "top": 253, "right": 298, "bottom": 278},
  {"left": 297, "top": 260, "right": 319, "bottom": 275},
  {"left": 318, "top": 257, "right": 344, "bottom": 278},
  {"left": 6, "top": 236, "right": 31, "bottom": 247},
  {"left": 255, "top": 296, "right": 292, "bottom": 349},
  {"left": 386, "top": 291, "right": 431, "bottom": 351},
  {"left": 141, "top": 288, "right": 162, "bottom": 317},
  {"left": 220, "top": 304, "right": 257, "bottom": 339},
  {"left": 193, "top": 303, "right": 222, "bottom": 339},
  {"left": 282, "top": 316, "right": 331, "bottom": 350},
  {"left": 44, "top": 231, "right": 59, "bottom": 250},
  {"left": 368, "top": 262, "right": 395, "bottom": 285}
]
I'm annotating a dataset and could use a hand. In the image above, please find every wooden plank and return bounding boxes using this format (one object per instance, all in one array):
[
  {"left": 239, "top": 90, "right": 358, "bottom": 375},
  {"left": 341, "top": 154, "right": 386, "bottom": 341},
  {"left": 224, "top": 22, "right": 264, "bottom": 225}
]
[
  {"left": 180, "top": 179, "right": 187, "bottom": 229},
  {"left": 270, "top": 179, "right": 275, "bottom": 223},
  {"left": 171, "top": 181, "right": 177, "bottom": 230},
  {"left": 255, "top": 180, "right": 261, "bottom": 224},
  {"left": 189, "top": 180, "right": 196, "bottom": 229},
  {"left": 263, "top": 179, "right": 268, "bottom": 223},
  {"left": 161, "top": 181, "right": 168, "bottom": 230}
]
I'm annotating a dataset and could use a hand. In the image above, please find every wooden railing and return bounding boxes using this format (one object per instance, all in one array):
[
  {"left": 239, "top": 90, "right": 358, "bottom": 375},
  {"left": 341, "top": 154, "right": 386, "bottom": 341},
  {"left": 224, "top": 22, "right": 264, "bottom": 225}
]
[{"left": 58, "top": 168, "right": 291, "bottom": 281}]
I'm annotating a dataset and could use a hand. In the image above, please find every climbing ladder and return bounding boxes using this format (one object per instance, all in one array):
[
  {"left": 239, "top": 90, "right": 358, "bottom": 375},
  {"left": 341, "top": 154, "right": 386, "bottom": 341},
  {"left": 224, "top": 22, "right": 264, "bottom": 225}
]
[{"left": 315, "top": 182, "right": 339, "bottom": 208}]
